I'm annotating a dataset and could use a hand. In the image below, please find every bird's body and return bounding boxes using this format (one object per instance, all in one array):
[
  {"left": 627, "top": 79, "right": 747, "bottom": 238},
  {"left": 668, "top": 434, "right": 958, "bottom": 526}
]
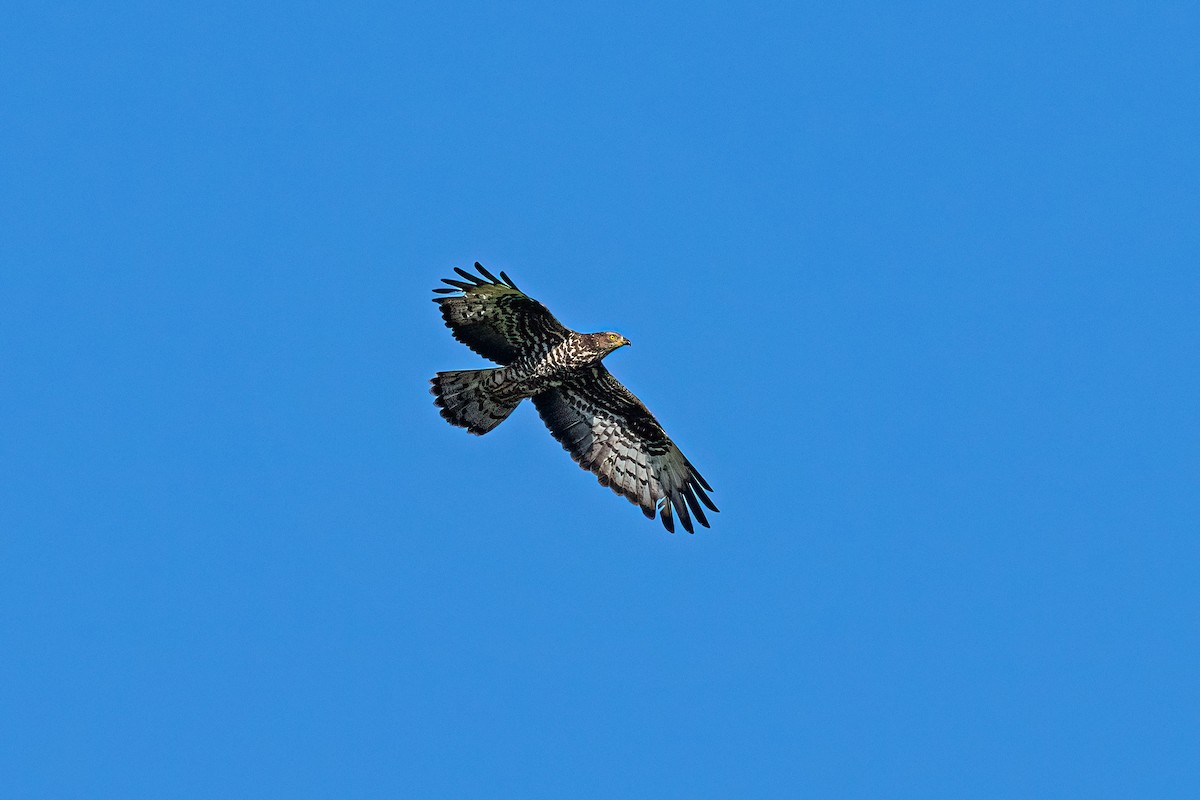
[
  {"left": 504, "top": 332, "right": 624, "bottom": 394},
  {"left": 430, "top": 263, "right": 717, "bottom": 533}
]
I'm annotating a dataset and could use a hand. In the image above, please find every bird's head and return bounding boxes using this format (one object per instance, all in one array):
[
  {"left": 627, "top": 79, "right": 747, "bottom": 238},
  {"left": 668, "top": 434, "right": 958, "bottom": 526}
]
[{"left": 591, "top": 331, "right": 631, "bottom": 355}]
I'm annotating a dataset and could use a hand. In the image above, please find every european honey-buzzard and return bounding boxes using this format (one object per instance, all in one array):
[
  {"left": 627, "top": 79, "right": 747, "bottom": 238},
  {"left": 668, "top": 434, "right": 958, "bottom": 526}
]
[{"left": 430, "top": 263, "right": 718, "bottom": 534}]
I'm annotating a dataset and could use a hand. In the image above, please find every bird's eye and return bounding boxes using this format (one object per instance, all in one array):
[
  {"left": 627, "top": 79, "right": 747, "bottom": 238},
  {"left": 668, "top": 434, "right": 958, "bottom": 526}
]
[{"left": 608, "top": 334, "right": 618, "bottom": 341}]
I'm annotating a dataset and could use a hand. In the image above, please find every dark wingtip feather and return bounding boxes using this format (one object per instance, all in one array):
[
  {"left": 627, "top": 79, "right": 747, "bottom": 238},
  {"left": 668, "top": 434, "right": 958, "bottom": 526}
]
[
  {"left": 672, "top": 491, "right": 694, "bottom": 534},
  {"left": 499, "top": 271, "right": 520, "bottom": 290},
  {"left": 692, "top": 482, "right": 719, "bottom": 512},
  {"left": 688, "top": 463, "right": 714, "bottom": 493},
  {"left": 432, "top": 287, "right": 457, "bottom": 294},
  {"left": 682, "top": 484, "right": 709, "bottom": 528},
  {"left": 474, "top": 263, "right": 500, "bottom": 283},
  {"left": 441, "top": 278, "right": 474, "bottom": 290},
  {"left": 641, "top": 505, "right": 655, "bottom": 520},
  {"left": 660, "top": 501, "right": 675, "bottom": 534},
  {"left": 453, "top": 266, "right": 485, "bottom": 284}
]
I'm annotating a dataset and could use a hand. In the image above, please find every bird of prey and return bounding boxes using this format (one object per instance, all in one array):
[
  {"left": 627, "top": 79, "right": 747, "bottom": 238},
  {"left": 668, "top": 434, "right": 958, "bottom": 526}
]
[{"left": 430, "top": 263, "right": 718, "bottom": 534}]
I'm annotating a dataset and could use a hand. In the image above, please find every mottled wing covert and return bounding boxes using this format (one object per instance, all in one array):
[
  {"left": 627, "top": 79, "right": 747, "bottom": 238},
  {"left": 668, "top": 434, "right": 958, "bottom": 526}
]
[
  {"left": 432, "top": 263, "right": 569, "bottom": 364},
  {"left": 533, "top": 366, "right": 718, "bottom": 533}
]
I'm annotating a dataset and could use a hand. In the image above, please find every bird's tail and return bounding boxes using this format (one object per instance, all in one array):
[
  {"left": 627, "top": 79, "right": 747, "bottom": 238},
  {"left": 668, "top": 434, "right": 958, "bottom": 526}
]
[{"left": 430, "top": 368, "right": 520, "bottom": 435}]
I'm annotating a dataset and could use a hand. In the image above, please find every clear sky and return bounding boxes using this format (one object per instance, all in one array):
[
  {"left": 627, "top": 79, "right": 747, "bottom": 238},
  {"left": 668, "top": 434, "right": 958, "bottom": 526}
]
[{"left": 3, "top": 1, "right": 1198, "bottom": 797}]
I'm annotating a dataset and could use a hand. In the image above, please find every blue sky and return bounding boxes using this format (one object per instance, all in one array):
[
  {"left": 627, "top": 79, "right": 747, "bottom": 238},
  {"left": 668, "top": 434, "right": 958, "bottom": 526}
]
[{"left": 3, "top": 1, "right": 1198, "bottom": 796}]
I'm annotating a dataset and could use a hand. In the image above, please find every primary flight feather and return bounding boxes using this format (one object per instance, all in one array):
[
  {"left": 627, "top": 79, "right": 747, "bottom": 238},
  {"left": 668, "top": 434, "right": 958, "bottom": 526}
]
[{"left": 429, "top": 263, "right": 718, "bottom": 534}]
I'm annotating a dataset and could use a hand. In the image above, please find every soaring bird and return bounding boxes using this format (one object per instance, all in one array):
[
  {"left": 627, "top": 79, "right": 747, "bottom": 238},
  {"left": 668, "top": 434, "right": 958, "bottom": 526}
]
[{"left": 430, "top": 263, "right": 718, "bottom": 533}]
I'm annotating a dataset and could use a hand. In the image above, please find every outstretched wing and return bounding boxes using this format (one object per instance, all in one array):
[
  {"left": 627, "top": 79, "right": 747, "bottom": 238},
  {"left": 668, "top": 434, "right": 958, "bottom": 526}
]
[
  {"left": 432, "top": 263, "right": 570, "bottom": 364},
  {"left": 532, "top": 366, "right": 718, "bottom": 534}
]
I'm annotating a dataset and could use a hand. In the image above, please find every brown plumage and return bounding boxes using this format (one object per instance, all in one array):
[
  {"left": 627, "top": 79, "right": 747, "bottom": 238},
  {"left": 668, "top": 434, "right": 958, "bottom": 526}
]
[{"left": 430, "top": 263, "right": 718, "bottom": 533}]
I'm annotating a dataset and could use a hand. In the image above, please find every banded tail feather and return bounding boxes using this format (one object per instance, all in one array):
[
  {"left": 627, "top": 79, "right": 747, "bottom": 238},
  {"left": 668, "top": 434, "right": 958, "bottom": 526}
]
[{"left": 429, "top": 368, "right": 520, "bottom": 435}]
